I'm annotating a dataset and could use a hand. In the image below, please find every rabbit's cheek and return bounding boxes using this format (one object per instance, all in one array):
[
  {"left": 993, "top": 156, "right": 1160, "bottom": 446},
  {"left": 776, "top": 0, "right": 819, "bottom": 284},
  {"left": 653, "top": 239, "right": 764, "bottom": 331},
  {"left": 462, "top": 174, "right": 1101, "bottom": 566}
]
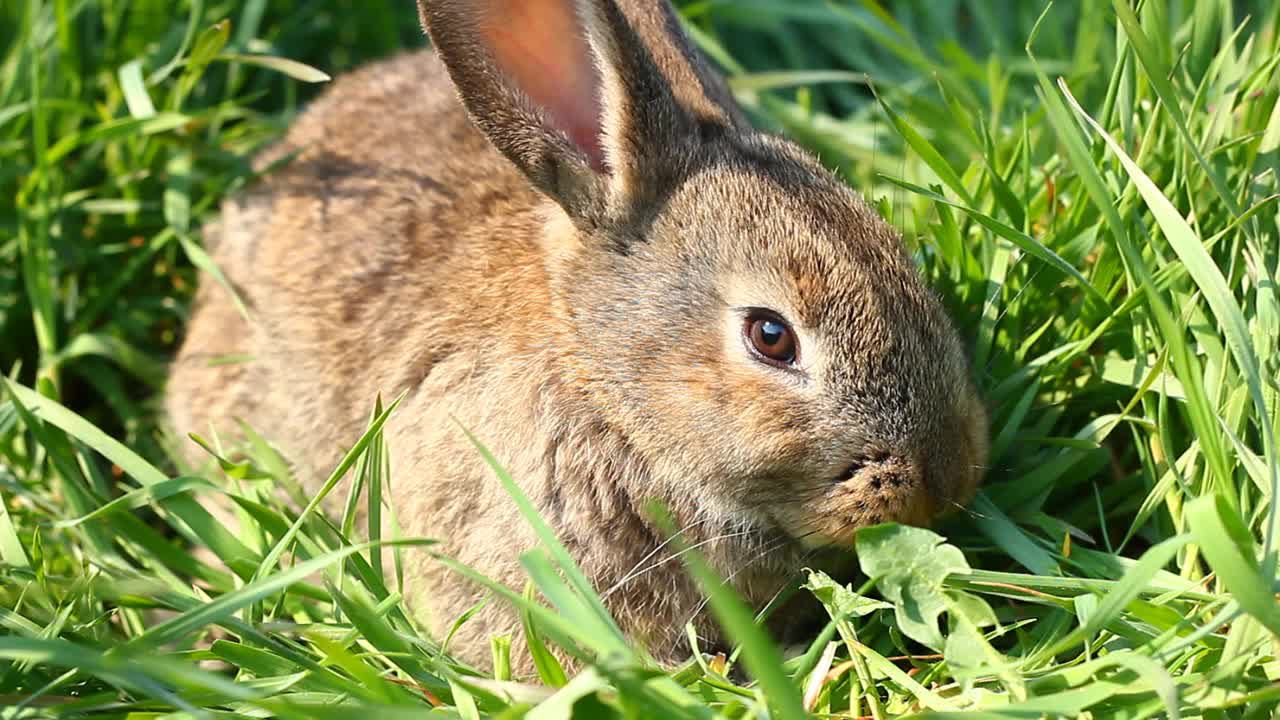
[
  {"left": 960, "top": 392, "right": 991, "bottom": 501},
  {"left": 926, "top": 387, "right": 989, "bottom": 514}
]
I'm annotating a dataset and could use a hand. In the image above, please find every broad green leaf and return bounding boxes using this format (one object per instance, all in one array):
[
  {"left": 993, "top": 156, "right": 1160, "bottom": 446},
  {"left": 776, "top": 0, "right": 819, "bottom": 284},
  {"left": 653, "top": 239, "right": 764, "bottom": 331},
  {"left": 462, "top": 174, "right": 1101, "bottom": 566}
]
[
  {"left": 856, "top": 523, "right": 971, "bottom": 650},
  {"left": 804, "top": 570, "right": 892, "bottom": 619}
]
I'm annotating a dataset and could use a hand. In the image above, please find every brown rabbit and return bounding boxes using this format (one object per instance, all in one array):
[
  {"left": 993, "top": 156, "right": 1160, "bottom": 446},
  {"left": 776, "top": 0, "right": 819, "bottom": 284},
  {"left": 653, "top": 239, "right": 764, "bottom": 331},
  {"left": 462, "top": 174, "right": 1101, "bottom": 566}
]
[{"left": 165, "top": 0, "right": 989, "bottom": 671}]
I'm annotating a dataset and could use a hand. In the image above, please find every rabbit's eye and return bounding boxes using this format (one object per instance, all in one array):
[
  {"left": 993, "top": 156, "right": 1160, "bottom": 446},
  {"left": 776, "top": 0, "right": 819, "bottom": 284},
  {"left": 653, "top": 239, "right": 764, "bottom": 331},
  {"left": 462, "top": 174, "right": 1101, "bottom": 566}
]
[{"left": 744, "top": 311, "right": 798, "bottom": 366}]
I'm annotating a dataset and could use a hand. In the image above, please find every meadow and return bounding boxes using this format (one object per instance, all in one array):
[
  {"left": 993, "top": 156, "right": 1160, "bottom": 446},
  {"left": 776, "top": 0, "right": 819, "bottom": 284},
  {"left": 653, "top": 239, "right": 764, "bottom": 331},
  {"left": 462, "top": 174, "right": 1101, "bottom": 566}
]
[{"left": 2, "top": 0, "right": 1279, "bottom": 717}]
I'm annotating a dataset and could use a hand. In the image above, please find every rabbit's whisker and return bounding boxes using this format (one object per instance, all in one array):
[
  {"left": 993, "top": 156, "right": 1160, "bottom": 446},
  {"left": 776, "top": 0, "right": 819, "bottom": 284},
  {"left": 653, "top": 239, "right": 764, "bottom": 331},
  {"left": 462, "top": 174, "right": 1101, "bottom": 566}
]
[
  {"left": 681, "top": 529, "right": 821, "bottom": 629},
  {"left": 602, "top": 523, "right": 751, "bottom": 599}
]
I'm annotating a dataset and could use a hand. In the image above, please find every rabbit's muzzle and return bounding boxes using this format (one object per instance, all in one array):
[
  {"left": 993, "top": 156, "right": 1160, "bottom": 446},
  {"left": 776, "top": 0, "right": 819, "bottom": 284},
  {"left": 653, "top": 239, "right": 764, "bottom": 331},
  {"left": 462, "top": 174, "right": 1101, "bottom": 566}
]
[{"left": 786, "top": 441, "right": 977, "bottom": 548}]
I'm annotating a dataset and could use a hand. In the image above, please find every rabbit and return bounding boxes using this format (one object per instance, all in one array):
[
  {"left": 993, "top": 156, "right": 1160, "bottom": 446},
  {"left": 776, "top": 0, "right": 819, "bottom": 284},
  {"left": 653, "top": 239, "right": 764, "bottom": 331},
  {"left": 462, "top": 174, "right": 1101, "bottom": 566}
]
[{"left": 165, "top": 0, "right": 989, "bottom": 672}]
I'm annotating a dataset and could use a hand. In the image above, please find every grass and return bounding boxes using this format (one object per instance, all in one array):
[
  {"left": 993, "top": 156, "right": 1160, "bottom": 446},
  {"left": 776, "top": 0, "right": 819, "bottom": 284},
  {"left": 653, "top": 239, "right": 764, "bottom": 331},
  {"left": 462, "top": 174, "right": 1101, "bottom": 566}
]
[{"left": 2, "top": 0, "right": 1279, "bottom": 717}]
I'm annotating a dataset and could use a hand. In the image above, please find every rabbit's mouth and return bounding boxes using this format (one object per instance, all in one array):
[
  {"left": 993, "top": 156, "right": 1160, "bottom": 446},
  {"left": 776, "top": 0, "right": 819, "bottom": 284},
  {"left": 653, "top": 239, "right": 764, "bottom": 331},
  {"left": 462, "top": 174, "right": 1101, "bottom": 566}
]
[{"left": 760, "top": 456, "right": 940, "bottom": 551}]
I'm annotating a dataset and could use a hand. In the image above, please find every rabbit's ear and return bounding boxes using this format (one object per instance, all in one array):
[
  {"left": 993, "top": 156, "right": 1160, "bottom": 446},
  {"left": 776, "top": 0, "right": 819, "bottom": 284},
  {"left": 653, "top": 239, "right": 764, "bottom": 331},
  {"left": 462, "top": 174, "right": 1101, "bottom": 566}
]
[{"left": 418, "top": 0, "right": 699, "bottom": 219}]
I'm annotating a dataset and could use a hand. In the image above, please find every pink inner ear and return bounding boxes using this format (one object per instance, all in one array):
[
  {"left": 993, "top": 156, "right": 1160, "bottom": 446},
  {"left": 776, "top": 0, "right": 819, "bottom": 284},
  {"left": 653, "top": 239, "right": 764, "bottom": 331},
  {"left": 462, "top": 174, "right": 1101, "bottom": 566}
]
[{"left": 481, "top": 0, "right": 608, "bottom": 172}]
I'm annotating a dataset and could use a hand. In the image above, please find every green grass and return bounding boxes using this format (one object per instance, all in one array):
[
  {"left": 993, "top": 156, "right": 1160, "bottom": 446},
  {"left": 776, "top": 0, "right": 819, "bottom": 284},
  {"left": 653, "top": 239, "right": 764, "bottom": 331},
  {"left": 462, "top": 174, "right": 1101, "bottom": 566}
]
[{"left": 2, "top": 0, "right": 1279, "bottom": 717}]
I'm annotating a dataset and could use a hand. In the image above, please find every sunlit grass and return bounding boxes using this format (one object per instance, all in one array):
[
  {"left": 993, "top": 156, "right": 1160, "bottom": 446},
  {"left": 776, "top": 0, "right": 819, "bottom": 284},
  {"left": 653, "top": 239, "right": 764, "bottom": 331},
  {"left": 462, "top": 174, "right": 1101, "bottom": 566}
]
[{"left": 2, "top": 0, "right": 1278, "bottom": 717}]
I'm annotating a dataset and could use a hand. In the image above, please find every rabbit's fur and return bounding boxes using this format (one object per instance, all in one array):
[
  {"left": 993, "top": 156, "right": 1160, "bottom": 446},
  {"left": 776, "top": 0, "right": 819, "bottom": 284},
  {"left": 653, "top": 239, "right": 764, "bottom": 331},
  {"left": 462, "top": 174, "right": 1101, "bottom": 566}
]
[{"left": 166, "top": 0, "right": 988, "bottom": 670}]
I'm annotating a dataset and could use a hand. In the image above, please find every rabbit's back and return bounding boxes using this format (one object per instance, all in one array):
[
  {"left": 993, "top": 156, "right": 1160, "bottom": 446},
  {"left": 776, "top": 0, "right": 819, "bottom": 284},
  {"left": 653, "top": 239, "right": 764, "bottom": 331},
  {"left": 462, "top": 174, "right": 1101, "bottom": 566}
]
[{"left": 166, "top": 50, "right": 546, "bottom": 478}]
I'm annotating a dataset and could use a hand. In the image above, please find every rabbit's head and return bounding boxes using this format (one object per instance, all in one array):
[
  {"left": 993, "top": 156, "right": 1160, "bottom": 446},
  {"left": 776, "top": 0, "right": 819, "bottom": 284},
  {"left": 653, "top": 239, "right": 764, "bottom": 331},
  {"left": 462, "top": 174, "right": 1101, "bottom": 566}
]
[{"left": 420, "top": 0, "right": 988, "bottom": 548}]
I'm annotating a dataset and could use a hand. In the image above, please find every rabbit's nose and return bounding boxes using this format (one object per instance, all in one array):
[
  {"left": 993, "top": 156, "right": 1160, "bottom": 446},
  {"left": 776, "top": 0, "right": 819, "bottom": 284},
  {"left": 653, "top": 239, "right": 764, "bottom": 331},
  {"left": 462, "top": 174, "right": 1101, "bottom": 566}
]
[{"left": 835, "top": 452, "right": 935, "bottom": 528}]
